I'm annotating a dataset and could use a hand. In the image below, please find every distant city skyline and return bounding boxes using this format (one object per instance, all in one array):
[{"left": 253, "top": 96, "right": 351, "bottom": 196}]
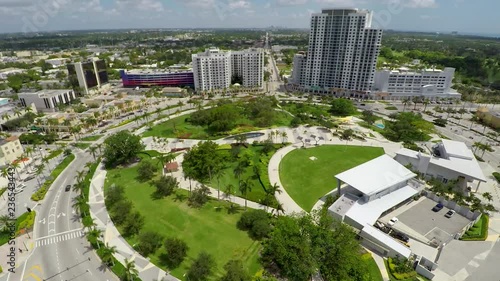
[{"left": 0, "top": 0, "right": 498, "bottom": 36}]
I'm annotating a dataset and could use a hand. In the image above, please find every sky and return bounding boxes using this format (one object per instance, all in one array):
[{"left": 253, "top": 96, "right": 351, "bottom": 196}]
[{"left": 0, "top": 0, "right": 498, "bottom": 35}]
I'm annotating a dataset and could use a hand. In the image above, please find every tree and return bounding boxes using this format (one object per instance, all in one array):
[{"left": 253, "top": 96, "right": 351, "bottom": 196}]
[
  {"left": 110, "top": 200, "right": 133, "bottom": 225},
  {"left": 329, "top": 99, "right": 356, "bottom": 116},
  {"left": 361, "top": 110, "right": 377, "bottom": 125},
  {"left": 186, "top": 251, "right": 216, "bottom": 281},
  {"left": 239, "top": 178, "right": 253, "bottom": 210},
  {"left": 163, "top": 237, "right": 189, "bottom": 269},
  {"left": 137, "top": 231, "right": 164, "bottom": 257},
  {"left": 182, "top": 141, "right": 222, "bottom": 182},
  {"left": 188, "top": 184, "right": 211, "bottom": 208},
  {"left": 137, "top": 160, "right": 157, "bottom": 182},
  {"left": 152, "top": 175, "right": 179, "bottom": 198},
  {"left": 237, "top": 209, "right": 271, "bottom": 240},
  {"left": 123, "top": 258, "right": 139, "bottom": 281},
  {"left": 220, "top": 260, "right": 251, "bottom": 281},
  {"left": 122, "top": 211, "right": 145, "bottom": 237},
  {"left": 106, "top": 184, "right": 125, "bottom": 209},
  {"left": 101, "top": 243, "right": 117, "bottom": 266},
  {"left": 89, "top": 146, "right": 98, "bottom": 160},
  {"left": 482, "top": 192, "right": 493, "bottom": 202},
  {"left": 340, "top": 129, "right": 354, "bottom": 141},
  {"left": 103, "top": 131, "right": 145, "bottom": 168},
  {"left": 86, "top": 227, "right": 103, "bottom": 249},
  {"left": 7, "top": 74, "right": 23, "bottom": 93}
]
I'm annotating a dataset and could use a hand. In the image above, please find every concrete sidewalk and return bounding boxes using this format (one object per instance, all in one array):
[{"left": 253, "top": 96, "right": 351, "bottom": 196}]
[
  {"left": 0, "top": 231, "right": 35, "bottom": 279},
  {"left": 89, "top": 163, "right": 178, "bottom": 281}
]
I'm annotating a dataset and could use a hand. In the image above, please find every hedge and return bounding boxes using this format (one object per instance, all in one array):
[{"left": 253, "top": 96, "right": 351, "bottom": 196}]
[
  {"left": 386, "top": 258, "right": 417, "bottom": 281},
  {"left": 32, "top": 154, "right": 75, "bottom": 201},
  {"left": 493, "top": 172, "right": 500, "bottom": 183},
  {"left": 461, "top": 215, "right": 489, "bottom": 241},
  {"left": 17, "top": 211, "right": 36, "bottom": 235}
]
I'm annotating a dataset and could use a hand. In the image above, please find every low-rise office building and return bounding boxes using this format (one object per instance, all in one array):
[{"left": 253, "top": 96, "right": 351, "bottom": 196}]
[
  {"left": 19, "top": 89, "right": 76, "bottom": 112},
  {"left": 372, "top": 67, "right": 461, "bottom": 100},
  {"left": 120, "top": 69, "right": 194, "bottom": 88},
  {"left": 395, "top": 139, "right": 487, "bottom": 192},
  {"left": 0, "top": 136, "right": 24, "bottom": 165}
]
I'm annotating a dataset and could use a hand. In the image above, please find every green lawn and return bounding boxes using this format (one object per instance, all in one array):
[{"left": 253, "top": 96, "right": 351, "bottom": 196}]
[
  {"left": 80, "top": 135, "right": 103, "bottom": 142},
  {"left": 361, "top": 253, "right": 384, "bottom": 281},
  {"left": 74, "top": 142, "right": 92, "bottom": 149},
  {"left": 0, "top": 211, "right": 36, "bottom": 246},
  {"left": 210, "top": 144, "right": 282, "bottom": 206},
  {"left": 105, "top": 162, "right": 262, "bottom": 280},
  {"left": 45, "top": 149, "right": 63, "bottom": 160},
  {"left": 143, "top": 111, "right": 293, "bottom": 140},
  {"left": 279, "top": 145, "right": 385, "bottom": 211},
  {"left": 461, "top": 215, "right": 489, "bottom": 241}
]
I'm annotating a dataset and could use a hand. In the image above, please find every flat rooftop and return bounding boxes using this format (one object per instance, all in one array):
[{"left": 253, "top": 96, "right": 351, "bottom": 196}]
[
  {"left": 441, "top": 139, "right": 474, "bottom": 160},
  {"left": 124, "top": 69, "right": 193, "bottom": 75},
  {"left": 335, "top": 155, "right": 416, "bottom": 196},
  {"left": 19, "top": 89, "right": 72, "bottom": 98}
]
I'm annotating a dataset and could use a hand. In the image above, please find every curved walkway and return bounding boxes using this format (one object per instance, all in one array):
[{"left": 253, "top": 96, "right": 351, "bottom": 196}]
[{"left": 89, "top": 162, "right": 179, "bottom": 281}]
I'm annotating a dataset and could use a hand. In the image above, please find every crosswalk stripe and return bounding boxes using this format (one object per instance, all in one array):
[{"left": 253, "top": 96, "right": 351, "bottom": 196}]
[{"left": 35, "top": 230, "right": 86, "bottom": 248}]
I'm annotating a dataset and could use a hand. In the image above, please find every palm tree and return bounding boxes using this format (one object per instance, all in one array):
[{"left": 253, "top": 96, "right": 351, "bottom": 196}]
[
  {"left": 76, "top": 170, "right": 86, "bottom": 184},
  {"left": 273, "top": 202, "right": 285, "bottom": 217},
  {"left": 101, "top": 243, "right": 117, "bottom": 266},
  {"left": 482, "top": 192, "right": 493, "bottom": 202},
  {"left": 97, "top": 143, "right": 103, "bottom": 154},
  {"left": 42, "top": 157, "right": 52, "bottom": 174},
  {"left": 35, "top": 164, "right": 44, "bottom": 188},
  {"left": 86, "top": 227, "right": 103, "bottom": 249},
  {"left": 224, "top": 183, "right": 235, "bottom": 202},
  {"left": 0, "top": 215, "right": 12, "bottom": 231},
  {"left": 89, "top": 146, "right": 98, "bottom": 160},
  {"left": 72, "top": 181, "right": 85, "bottom": 194},
  {"left": 11, "top": 162, "right": 21, "bottom": 180},
  {"left": 0, "top": 167, "right": 8, "bottom": 180},
  {"left": 239, "top": 178, "right": 253, "bottom": 210},
  {"left": 267, "top": 183, "right": 282, "bottom": 197},
  {"left": 215, "top": 169, "right": 225, "bottom": 200},
  {"left": 402, "top": 98, "right": 410, "bottom": 112},
  {"left": 72, "top": 195, "right": 87, "bottom": 216},
  {"left": 281, "top": 131, "right": 288, "bottom": 144},
  {"left": 422, "top": 98, "right": 430, "bottom": 112},
  {"left": 123, "top": 258, "right": 139, "bottom": 281},
  {"left": 233, "top": 162, "right": 245, "bottom": 195}
]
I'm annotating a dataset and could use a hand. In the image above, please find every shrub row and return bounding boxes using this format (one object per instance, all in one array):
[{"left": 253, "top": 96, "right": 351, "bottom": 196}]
[
  {"left": 17, "top": 211, "right": 36, "bottom": 235},
  {"left": 31, "top": 154, "right": 75, "bottom": 201},
  {"left": 493, "top": 172, "right": 500, "bottom": 183},
  {"left": 386, "top": 259, "right": 417, "bottom": 280},
  {"left": 461, "top": 215, "right": 489, "bottom": 241}
]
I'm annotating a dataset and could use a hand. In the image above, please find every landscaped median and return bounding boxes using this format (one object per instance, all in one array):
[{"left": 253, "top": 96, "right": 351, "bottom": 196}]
[
  {"left": 0, "top": 211, "right": 36, "bottom": 246},
  {"left": 31, "top": 153, "right": 75, "bottom": 201}
]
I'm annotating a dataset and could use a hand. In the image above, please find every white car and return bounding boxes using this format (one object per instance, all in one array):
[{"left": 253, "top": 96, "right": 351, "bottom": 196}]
[{"left": 388, "top": 217, "right": 399, "bottom": 227}]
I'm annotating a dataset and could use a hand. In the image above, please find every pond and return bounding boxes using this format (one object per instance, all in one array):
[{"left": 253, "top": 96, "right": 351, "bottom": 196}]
[
  {"left": 224, "top": 132, "right": 265, "bottom": 140},
  {"left": 375, "top": 123, "right": 385, "bottom": 129}
]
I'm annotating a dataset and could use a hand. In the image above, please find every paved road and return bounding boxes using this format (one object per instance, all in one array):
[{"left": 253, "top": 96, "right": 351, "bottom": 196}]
[{"left": 5, "top": 150, "right": 117, "bottom": 281}]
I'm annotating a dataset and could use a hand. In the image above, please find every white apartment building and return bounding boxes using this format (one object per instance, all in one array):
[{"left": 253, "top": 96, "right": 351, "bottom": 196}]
[
  {"left": 192, "top": 48, "right": 264, "bottom": 92},
  {"left": 0, "top": 136, "right": 24, "bottom": 165},
  {"left": 192, "top": 48, "right": 232, "bottom": 91},
  {"left": 372, "top": 67, "right": 461, "bottom": 100},
  {"left": 292, "top": 8, "right": 383, "bottom": 96},
  {"left": 231, "top": 48, "right": 264, "bottom": 88},
  {"left": 19, "top": 89, "right": 76, "bottom": 112},
  {"left": 291, "top": 52, "right": 306, "bottom": 84}
]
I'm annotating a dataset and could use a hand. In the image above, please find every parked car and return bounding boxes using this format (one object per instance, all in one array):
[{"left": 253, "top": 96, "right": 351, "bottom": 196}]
[
  {"left": 445, "top": 210, "right": 456, "bottom": 218},
  {"left": 432, "top": 203, "right": 444, "bottom": 212},
  {"left": 65, "top": 185, "right": 71, "bottom": 192},
  {"left": 392, "top": 231, "right": 410, "bottom": 243},
  {"left": 388, "top": 217, "right": 399, "bottom": 226}
]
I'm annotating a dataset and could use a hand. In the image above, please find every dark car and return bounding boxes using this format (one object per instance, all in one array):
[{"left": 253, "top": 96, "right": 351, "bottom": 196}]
[
  {"left": 65, "top": 185, "right": 71, "bottom": 192},
  {"left": 24, "top": 175, "right": 36, "bottom": 181},
  {"left": 391, "top": 231, "right": 410, "bottom": 243},
  {"left": 432, "top": 203, "right": 444, "bottom": 212}
]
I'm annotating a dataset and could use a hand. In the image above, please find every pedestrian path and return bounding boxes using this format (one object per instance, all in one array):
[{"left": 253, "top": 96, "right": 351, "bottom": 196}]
[
  {"left": 34, "top": 229, "right": 85, "bottom": 248},
  {"left": 89, "top": 163, "right": 179, "bottom": 281}
]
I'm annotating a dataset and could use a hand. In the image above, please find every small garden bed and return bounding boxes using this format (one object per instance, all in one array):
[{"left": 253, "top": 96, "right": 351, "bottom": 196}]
[
  {"left": 80, "top": 135, "right": 103, "bottom": 142},
  {"left": 461, "top": 215, "right": 489, "bottom": 241},
  {"left": 0, "top": 211, "right": 36, "bottom": 246}
]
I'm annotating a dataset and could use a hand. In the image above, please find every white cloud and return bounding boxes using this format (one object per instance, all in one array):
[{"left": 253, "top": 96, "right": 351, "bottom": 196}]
[
  {"left": 228, "top": 0, "right": 251, "bottom": 10},
  {"left": 275, "top": 0, "right": 309, "bottom": 6},
  {"left": 386, "top": 0, "right": 437, "bottom": 8},
  {"left": 315, "top": 0, "right": 357, "bottom": 5},
  {"left": 116, "top": 0, "right": 164, "bottom": 11}
]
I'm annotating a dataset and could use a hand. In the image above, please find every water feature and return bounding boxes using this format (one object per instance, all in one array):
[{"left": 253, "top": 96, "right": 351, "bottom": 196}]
[
  {"left": 375, "top": 123, "right": 385, "bottom": 129},
  {"left": 224, "top": 132, "right": 265, "bottom": 140}
]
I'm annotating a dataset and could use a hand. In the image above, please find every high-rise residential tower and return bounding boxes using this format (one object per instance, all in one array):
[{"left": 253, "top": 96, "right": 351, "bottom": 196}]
[
  {"left": 67, "top": 58, "right": 109, "bottom": 95},
  {"left": 192, "top": 47, "right": 264, "bottom": 92},
  {"left": 292, "top": 8, "right": 383, "bottom": 95}
]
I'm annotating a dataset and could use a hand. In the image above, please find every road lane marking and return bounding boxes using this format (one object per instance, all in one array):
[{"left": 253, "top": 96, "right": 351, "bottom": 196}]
[{"left": 35, "top": 230, "right": 85, "bottom": 248}]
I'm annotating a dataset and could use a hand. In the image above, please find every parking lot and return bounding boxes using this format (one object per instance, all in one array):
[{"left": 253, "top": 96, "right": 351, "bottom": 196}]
[{"left": 396, "top": 198, "right": 472, "bottom": 245}]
